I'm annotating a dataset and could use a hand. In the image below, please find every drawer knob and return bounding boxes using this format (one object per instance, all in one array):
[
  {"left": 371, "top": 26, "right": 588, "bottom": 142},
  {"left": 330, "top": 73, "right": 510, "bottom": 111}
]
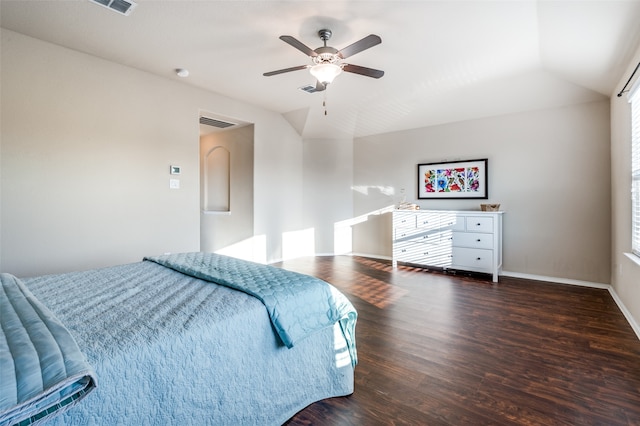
[
  {"left": 476, "top": 239, "right": 481, "bottom": 242},
  {"left": 476, "top": 257, "right": 481, "bottom": 260},
  {"left": 476, "top": 223, "right": 481, "bottom": 226}
]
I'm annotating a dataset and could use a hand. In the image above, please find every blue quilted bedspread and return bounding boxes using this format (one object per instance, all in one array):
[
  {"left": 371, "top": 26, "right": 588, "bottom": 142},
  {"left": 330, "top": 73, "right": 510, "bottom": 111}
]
[
  {"left": 23, "top": 259, "right": 354, "bottom": 424},
  {"left": 144, "top": 252, "right": 357, "bottom": 366},
  {"left": 0, "top": 273, "right": 97, "bottom": 426}
]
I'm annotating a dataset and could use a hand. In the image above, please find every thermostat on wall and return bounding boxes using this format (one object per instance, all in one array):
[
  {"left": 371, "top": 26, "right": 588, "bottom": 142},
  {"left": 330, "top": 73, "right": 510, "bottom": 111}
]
[{"left": 170, "top": 165, "right": 181, "bottom": 175}]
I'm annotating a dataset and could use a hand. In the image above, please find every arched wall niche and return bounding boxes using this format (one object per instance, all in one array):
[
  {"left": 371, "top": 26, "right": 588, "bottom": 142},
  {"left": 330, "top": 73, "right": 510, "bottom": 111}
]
[{"left": 203, "top": 146, "right": 230, "bottom": 212}]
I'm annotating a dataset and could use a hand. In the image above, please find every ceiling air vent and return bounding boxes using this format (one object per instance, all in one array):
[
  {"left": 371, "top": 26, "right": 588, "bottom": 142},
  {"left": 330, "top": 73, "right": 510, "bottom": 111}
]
[
  {"left": 299, "top": 84, "right": 320, "bottom": 94},
  {"left": 89, "top": 0, "right": 137, "bottom": 16},
  {"left": 199, "top": 116, "right": 236, "bottom": 129}
]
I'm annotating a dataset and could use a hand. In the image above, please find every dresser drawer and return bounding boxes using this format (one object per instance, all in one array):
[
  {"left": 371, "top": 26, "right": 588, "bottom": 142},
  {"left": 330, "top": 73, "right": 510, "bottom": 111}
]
[
  {"left": 394, "top": 241, "right": 452, "bottom": 267},
  {"left": 393, "top": 212, "right": 416, "bottom": 228},
  {"left": 441, "top": 213, "right": 465, "bottom": 231},
  {"left": 465, "top": 216, "right": 494, "bottom": 233},
  {"left": 393, "top": 241, "right": 419, "bottom": 261},
  {"left": 416, "top": 212, "right": 442, "bottom": 230},
  {"left": 395, "top": 229, "right": 442, "bottom": 245},
  {"left": 452, "top": 232, "right": 494, "bottom": 249},
  {"left": 451, "top": 247, "right": 493, "bottom": 270},
  {"left": 395, "top": 227, "right": 422, "bottom": 240}
]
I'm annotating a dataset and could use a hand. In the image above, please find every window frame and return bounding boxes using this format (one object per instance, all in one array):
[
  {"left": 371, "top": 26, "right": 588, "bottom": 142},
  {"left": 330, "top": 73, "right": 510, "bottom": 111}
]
[{"left": 630, "top": 82, "right": 640, "bottom": 257}]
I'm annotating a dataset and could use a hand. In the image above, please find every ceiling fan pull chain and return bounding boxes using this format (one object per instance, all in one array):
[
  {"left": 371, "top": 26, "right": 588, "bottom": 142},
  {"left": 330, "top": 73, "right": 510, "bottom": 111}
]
[{"left": 323, "top": 91, "right": 328, "bottom": 115}]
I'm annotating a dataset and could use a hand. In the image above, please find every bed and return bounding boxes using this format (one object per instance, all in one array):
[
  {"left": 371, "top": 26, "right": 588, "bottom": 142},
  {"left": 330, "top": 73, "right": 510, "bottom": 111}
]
[{"left": 1, "top": 252, "right": 357, "bottom": 425}]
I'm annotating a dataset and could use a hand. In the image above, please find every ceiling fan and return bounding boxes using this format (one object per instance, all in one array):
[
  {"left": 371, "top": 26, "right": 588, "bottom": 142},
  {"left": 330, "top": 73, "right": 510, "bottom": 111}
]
[{"left": 263, "top": 29, "right": 384, "bottom": 92}]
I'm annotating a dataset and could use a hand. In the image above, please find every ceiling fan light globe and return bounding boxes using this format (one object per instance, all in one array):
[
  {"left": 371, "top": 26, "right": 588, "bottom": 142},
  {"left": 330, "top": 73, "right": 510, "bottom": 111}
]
[{"left": 310, "top": 63, "right": 342, "bottom": 85}]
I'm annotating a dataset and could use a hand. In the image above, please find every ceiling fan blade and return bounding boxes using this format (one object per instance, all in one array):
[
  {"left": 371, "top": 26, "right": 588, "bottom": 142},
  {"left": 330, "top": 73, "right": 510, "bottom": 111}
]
[
  {"left": 263, "top": 65, "right": 309, "bottom": 77},
  {"left": 342, "top": 64, "right": 385, "bottom": 79},
  {"left": 338, "top": 34, "right": 382, "bottom": 59},
  {"left": 279, "top": 35, "right": 318, "bottom": 57}
]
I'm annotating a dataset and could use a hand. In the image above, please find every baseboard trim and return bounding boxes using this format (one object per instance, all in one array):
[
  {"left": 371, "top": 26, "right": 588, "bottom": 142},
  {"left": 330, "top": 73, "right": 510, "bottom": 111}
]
[
  {"left": 500, "top": 270, "right": 609, "bottom": 289},
  {"left": 606, "top": 287, "right": 640, "bottom": 340},
  {"left": 349, "top": 253, "right": 392, "bottom": 261}
]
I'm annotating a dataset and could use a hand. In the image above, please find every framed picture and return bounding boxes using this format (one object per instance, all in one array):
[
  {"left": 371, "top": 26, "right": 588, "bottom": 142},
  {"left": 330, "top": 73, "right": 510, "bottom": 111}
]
[{"left": 417, "top": 159, "right": 488, "bottom": 199}]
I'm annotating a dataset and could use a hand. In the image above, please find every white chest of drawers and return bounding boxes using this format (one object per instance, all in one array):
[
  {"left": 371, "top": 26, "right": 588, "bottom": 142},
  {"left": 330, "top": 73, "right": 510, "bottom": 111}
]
[{"left": 392, "top": 210, "right": 503, "bottom": 282}]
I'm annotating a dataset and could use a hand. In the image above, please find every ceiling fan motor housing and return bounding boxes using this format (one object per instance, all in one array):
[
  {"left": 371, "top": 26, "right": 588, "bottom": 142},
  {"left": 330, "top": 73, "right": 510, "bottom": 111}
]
[
  {"left": 313, "top": 47, "right": 340, "bottom": 64},
  {"left": 314, "top": 30, "right": 339, "bottom": 64}
]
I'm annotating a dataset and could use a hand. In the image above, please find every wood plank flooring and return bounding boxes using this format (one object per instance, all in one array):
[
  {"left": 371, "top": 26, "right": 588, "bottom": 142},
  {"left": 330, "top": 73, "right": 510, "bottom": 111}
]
[{"left": 276, "top": 256, "right": 640, "bottom": 426}]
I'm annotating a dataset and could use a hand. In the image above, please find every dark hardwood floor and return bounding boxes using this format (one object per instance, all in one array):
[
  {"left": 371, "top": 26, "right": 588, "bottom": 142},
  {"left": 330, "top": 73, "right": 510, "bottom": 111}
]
[{"left": 276, "top": 256, "right": 640, "bottom": 426}]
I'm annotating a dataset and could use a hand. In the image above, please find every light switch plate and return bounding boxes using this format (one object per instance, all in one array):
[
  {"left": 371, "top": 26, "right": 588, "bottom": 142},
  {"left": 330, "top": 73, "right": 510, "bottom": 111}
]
[{"left": 169, "top": 179, "right": 180, "bottom": 189}]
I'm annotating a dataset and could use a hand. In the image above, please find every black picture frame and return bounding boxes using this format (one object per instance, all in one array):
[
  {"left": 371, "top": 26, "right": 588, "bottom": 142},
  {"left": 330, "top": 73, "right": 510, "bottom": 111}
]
[{"left": 417, "top": 158, "right": 488, "bottom": 199}]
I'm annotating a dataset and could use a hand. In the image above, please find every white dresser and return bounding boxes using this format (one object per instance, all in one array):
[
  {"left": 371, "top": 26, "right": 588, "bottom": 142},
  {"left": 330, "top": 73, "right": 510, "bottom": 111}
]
[{"left": 392, "top": 209, "right": 503, "bottom": 282}]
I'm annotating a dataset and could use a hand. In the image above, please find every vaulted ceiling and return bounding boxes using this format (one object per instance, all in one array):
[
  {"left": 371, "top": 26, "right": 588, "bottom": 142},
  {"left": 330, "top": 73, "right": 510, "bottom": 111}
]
[{"left": 2, "top": 0, "right": 640, "bottom": 139}]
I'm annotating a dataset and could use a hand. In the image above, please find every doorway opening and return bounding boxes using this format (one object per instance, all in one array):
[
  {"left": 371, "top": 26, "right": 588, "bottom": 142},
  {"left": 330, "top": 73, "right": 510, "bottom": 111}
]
[{"left": 199, "top": 112, "right": 254, "bottom": 253}]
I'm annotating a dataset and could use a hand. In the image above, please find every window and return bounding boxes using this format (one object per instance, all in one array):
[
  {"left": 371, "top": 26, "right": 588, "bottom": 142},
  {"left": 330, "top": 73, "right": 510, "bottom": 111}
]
[{"left": 631, "top": 84, "right": 640, "bottom": 257}]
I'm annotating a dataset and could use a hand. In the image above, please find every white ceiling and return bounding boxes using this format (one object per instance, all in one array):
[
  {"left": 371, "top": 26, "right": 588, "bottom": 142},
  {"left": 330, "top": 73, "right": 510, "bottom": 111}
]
[{"left": 2, "top": 0, "right": 640, "bottom": 139}]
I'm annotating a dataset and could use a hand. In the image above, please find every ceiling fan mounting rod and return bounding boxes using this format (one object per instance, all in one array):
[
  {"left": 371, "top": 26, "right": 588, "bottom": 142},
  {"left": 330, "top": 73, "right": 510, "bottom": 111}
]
[{"left": 318, "top": 29, "right": 332, "bottom": 46}]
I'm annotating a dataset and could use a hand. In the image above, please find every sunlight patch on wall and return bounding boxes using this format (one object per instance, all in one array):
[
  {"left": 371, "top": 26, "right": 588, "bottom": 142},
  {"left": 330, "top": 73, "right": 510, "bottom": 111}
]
[
  {"left": 346, "top": 205, "right": 396, "bottom": 223},
  {"left": 215, "top": 235, "right": 267, "bottom": 264},
  {"left": 351, "top": 185, "right": 396, "bottom": 196},
  {"left": 282, "top": 228, "right": 315, "bottom": 260},
  {"left": 334, "top": 205, "right": 395, "bottom": 255},
  {"left": 334, "top": 221, "right": 352, "bottom": 255}
]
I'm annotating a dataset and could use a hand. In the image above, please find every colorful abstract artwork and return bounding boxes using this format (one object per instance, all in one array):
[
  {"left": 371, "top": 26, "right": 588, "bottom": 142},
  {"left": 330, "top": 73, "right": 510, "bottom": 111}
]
[{"left": 418, "top": 159, "right": 488, "bottom": 199}]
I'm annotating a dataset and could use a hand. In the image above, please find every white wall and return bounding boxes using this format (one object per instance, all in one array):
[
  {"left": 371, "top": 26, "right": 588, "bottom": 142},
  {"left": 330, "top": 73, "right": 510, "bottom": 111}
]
[
  {"left": 303, "top": 138, "right": 354, "bottom": 255},
  {"left": 0, "top": 29, "right": 305, "bottom": 277},
  {"left": 253, "top": 118, "right": 305, "bottom": 263},
  {"left": 610, "top": 42, "right": 640, "bottom": 329},
  {"left": 353, "top": 100, "right": 612, "bottom": 284}
]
